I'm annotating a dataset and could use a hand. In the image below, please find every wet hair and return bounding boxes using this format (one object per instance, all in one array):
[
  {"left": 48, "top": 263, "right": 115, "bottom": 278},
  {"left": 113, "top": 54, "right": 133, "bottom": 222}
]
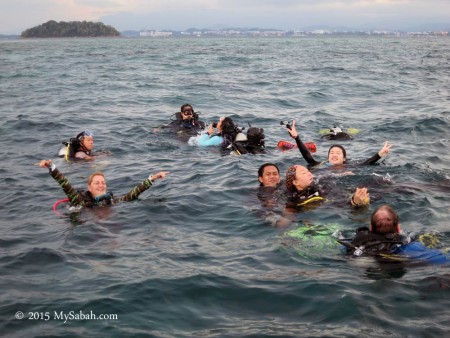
[
  {"left": 370, "top": 205, "right": 399, "bottom": 234},
  {"left": 87, "top": 172, "right": 106, "bottom": 186},
  {"left": 258, "top": 163, "right": 280, "bottom": 182},
  {"left": 180, "top": 103, "right": 195, "bottom": 114},
  {"left": 70, "top": 131, "right": 94, "bottom": 154},
  {"left": 220, "top": 117, "right": 236, "bottom": 135},
  {"left": 218, "top": 117, "right": 239, "bottom": 148},
  {"left": 76, "top": 131, "right": 94, "bottom": 141},
  {"left": 285, "top": 165, "right": 298, "bottom": 192},
  {"left": 327, "top": 144, "right": 347, "bottom": 162},
  {"left": 180, "top": 104, "right": 194, "bottom": 113}
]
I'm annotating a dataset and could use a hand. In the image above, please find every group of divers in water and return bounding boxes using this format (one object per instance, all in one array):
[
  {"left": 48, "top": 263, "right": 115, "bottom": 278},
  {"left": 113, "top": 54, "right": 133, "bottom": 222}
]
[{"left": 38, "top": 103, "right": 448, "bottom": 265}]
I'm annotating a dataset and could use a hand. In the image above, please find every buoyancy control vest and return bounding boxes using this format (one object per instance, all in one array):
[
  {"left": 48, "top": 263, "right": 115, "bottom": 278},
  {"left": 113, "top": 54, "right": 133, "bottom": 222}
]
[
  {"left": 58, "top": 133, "right": 91, "bottom": 160},
  {"left": 338, "top": 227, "right": 406, "bottom": 257},
  {"left": 231, "top": 127, "right": 266, "bottom": 155},
  {"left": 170, "top": 112, "right": 205, "bottom": 130},
  {"left": 320, "top": 126, "right": 353, "bottom": 141}
]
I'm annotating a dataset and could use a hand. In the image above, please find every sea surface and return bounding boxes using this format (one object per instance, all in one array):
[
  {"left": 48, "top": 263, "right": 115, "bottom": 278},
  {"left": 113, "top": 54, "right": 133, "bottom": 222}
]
[{"left": 0, "top": 36, "right": 449, "bottom": 337}]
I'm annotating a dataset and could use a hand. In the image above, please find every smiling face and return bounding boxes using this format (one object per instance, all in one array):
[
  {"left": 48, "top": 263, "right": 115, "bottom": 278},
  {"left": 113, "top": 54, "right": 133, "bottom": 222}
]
[
  {"left": 259, "top": 165, "right": 281, "bottom": 187},
  {"left": 87, "top": 173, "right": 107, "bottom": 198},
  {"left": 328, "top": 146, "right": 346, "bottom": 165}
]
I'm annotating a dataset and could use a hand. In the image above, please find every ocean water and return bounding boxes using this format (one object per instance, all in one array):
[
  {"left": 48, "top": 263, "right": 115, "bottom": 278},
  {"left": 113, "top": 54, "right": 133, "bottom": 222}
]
[{"left": 0, "top": 36, "right": 449, "bottom": 337}]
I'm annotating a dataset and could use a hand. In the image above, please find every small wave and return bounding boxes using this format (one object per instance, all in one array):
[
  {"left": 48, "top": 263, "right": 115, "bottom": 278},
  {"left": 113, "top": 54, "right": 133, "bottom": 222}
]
[{"left": 1, "top": 247, "right": 65, "bottom": 271}]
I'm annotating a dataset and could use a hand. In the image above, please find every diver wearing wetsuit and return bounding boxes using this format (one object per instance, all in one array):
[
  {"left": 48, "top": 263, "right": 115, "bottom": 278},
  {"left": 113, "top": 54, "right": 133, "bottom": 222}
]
[
  {"left": 58, "top": 131, "right": 95, "bottom": 161},
  {"left": 40, "top": 160, "right": 168, "bottom": 208},
  {"left": 284, "top": 165, "right": 370, "bottom": 210},
  {"left": 286, "top": 120, "right": 392, "bottom": 168},
  {"left": 339, "top": 205, "right": 448, "bottom": 264},
  {"left": 294, "top": 136, "right": 384, "bottom": 167},
  {"left": 256, "top": 163, "right": 285, "bottom": 207},
  {"left": 169, "top": 104, "right": 205, "bottom": 138}
]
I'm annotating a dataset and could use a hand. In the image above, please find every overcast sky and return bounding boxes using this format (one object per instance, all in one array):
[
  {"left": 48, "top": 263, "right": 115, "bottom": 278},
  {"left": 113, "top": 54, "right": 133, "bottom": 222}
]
[{"left": 1, "top": 0, "right": 450, "bottom": 34}]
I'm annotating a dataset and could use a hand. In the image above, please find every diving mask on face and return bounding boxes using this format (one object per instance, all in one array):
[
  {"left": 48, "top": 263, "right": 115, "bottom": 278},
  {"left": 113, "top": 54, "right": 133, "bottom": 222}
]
[{"left": 77, "top": 130, "right": 94, "bottom": 141}]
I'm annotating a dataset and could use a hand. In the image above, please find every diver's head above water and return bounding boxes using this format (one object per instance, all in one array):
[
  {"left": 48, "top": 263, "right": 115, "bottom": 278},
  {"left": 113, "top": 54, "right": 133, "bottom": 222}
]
[
  {"left": 180, "top": 104, "right": 195, "bottom": 121},
  {"left": 87, "top": 172, "right": 107, "bottom": 198},
  {"left": 258, "top": 163, "right": 281, "bottom": 187},
  {"left": 285, "top": 165, "right": 314, "bottom": 192},
  {"left": 218, "top": 117, "right": 235, "bottom": 134},
  {"left": 327, "top": 144, "right": 347, "bottom": 165},
  {"left": 76, "top": 130, "right": 94, "bottom": 152},
  {"left": 370, "top": 205, "right": 401, "bottom": 234}
]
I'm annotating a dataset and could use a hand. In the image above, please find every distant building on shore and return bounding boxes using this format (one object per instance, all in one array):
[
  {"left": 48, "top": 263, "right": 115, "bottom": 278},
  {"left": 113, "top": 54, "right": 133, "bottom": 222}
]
[
  {"left": 139, "top": 30, "right": 173, "bottom": 37},
  {"left": 124, "top": 28, "right": 449, "bottom": 38}
]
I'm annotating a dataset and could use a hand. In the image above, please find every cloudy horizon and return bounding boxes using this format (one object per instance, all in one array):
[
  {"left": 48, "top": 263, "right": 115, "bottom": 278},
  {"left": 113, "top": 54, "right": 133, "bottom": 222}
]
[{"left": 1, "top": 1, "right": 450, "bottom": 35}]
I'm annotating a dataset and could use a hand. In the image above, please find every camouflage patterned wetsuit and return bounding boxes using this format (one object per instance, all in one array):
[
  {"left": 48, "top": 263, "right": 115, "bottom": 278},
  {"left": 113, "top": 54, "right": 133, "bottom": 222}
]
[{"left": 49, "top": 167, "right": 153, "bottom": 208}]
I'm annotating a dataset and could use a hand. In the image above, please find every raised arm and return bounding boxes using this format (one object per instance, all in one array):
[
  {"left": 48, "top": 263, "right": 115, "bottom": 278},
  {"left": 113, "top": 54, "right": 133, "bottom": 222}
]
[
  {"left": 360, "top": 141, "right": 393, "bottom": 165},
  {"left": 287, "top": 120, "right": 321, "bottom": 166},
  {"left": 118, "top": 171, "right": 169, "bottom": 202},
  {"left": 39, "top": 160, "right": 86, "bottom": 206}
]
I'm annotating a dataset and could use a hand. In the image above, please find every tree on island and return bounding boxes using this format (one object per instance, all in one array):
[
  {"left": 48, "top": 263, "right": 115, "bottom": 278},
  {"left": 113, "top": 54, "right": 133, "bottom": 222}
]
[{"left": 21, "top": 20, "right": 120, "bottom": 38}]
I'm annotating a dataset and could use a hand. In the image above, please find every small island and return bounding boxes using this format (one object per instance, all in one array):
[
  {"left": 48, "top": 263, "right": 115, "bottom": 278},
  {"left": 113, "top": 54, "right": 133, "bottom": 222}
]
[{"left": 21, "top": 20, "right": 120, "bottom": 38}]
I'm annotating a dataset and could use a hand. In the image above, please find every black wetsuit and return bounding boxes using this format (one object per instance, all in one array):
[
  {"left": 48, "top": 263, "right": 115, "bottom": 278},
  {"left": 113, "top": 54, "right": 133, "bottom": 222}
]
[
  {"left": 294, "top": 135, "right": 381, "bottom": 167},
  {"left": 285, "top": 183, "right": 327, "bottom": 209},
  {"left": 257, "top": 182, "right": 286, "bottom": 207},
  {"left": 284, "top": 176, "right": 368, "bottom": 211},
  {"left": 339, "top": 227, "right": 406, "bottom": 257},
  {"left": 169, "top": 112, "right": 205, "bottom": 141}
]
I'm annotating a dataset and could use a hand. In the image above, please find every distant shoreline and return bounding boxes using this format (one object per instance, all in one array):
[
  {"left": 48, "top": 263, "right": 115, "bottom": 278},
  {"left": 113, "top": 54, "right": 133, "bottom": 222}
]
[
  {"left": 3, "top": 28, "right": 449, "bottom": 40},
  {"left": 2, "top": 33, "right": 449, "bottom": 41}
]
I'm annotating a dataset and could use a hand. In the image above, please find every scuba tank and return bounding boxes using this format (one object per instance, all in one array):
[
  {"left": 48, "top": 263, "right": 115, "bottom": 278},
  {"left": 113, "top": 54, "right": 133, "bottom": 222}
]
[
  {"left": 320, "top": 125, "right": 354, "bottom": 140},
  {"left": 58, "top": 131, "right": 93, "bottom": 161},
  {"left": 58, "top": 137, "right": 79, "bottom": 160},
  {"left": 337, "top": 227, "right": 406, "bottom": 257}
]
